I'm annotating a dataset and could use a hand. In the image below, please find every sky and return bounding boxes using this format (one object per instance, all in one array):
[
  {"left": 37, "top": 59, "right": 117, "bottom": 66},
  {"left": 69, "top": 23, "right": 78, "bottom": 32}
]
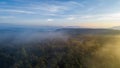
[{"left": 0, "top": 0, "right": 120, "bottom": 28}]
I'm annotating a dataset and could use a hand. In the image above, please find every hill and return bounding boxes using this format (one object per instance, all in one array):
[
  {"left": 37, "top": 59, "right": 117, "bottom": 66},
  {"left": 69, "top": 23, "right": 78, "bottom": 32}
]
[{"left": 56, "top": 28, "right": 120, "bottom": 35}]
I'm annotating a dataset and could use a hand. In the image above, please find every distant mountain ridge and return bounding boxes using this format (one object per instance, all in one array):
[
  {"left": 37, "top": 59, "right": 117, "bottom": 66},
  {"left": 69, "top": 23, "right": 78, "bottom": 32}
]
[
  {"left": 0, "top": 23, "right": 62, "bottom": 32},
  {"left": 1, "top": 23, "right": 120, "bottom": 35},
  {"left": 56, "top": 28, "right": 120, "bottom": 35},
  {"left": 112, "top": 26, "right": 120, "bottom": 30}
]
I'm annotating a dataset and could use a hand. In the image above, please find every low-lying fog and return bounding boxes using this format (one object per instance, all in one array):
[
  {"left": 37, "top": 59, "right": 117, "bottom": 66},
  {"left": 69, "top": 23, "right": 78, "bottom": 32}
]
[
  {"left": 84, "top": 36, "right": 120, "bottom": 68},
  {"left": 0, "top": 27, "right": 120, "bottom": 68},
  {"left": 0, "top": 25, "right": 68, "bottom": 45},
  {"left": 0, "top": 31, "right": 69, "bottom": 45}
]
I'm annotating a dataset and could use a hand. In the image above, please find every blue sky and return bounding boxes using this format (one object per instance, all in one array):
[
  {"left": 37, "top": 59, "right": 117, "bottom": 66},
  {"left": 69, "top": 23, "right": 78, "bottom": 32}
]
[{"left": 0, "top": 0, "right": 120, "bottom": 28}]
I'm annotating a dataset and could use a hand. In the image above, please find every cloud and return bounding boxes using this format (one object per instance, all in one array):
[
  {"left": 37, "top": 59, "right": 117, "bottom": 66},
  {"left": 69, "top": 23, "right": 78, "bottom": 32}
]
[
  {"left": 93, "top": 13, "right": 120, "bottom": 20},
  {"left": 68, "top": 1, "right": 85, "bottom": 7},
  {"left": 47, "top": 19, "right": 54, "bottom": 22},
  {"left": 71, "top": 13, "right": 120, "bottom": 20},
  {"left": 2, "top": 0, "right": 120, "bottom": 27},
  {"left": 0, "top": 16, "right": 15, "bottom": 19},
  {"left": 66, "top": 17, "right": 76, "bottom": 20},
  {"left": 0, "top": 9, "right": 35, "bottom": 14},
  {"left": 26, "top": 1, "right": 85, "bottom": 15},
  {"left": 79, "top": 15, "right": 93, "bottom": 19},
  {"left": 37, "top": 5, "right": 68, "bottom": 13},
  {"left": 0, "top": 1, "right": 85, "bottom": 17},
  {"left": 80, "top": 22, "right": 120, "bottom": 28}
]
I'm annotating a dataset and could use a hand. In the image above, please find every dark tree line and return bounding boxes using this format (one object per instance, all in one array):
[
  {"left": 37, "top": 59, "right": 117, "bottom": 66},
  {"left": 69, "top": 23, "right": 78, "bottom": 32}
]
[{"left": 0, "top": 35, "right": 115, "bottom": 68}]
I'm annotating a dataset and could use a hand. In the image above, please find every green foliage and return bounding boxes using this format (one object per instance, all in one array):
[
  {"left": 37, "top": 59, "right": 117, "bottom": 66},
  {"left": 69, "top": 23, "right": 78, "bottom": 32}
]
[{"left": 0, "top": 35, "right": 118, "bottom": 68}]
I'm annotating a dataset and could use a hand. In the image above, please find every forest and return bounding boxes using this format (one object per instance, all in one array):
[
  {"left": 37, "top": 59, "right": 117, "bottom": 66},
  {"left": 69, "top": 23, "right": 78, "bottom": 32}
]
[{"left": 0, "top": 28, "right": 120, "bottom": 68}]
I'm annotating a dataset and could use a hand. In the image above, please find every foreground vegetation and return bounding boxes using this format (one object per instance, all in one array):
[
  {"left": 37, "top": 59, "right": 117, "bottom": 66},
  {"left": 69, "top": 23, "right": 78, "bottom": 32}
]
[{"left": 0, "top": 33, "right": 120, "bottom": 68}]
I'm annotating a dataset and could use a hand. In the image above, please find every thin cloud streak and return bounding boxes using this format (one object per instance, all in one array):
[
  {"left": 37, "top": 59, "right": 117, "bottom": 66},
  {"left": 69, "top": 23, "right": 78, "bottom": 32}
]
[
  {"left": 0, "top": 16, "right": 15, "bottom": 19},
  {"left": 0, "top": 9, "right": 36, "bottom": 14},
  {"left": 0, "top": 1, "right": 85, "bottom": 15}
]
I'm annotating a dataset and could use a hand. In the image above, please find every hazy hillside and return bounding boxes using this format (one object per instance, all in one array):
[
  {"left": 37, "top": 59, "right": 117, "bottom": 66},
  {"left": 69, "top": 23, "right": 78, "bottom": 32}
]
[
  {"left": 0, "top": 24, "right": 62, "bottom": 32},
  {"left": 0, "top": 27, "right": 120, "bottom": 68},
  {"left": 56, "top": 28, "right": 120, "bottom": 35},
  {"left": 112, "top": 26, "right": 120, "bottom": 30}
]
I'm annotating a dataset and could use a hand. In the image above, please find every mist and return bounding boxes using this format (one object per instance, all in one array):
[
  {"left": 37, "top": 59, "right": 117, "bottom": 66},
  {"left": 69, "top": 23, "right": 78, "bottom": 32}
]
[
  {"left": 0, "top": 26, "right": 120, "bottom": 68},
  {"left": 0, "top": 30, "right": 69, "bottom": 46},
  {"left": 85, "top": 35, "right": 120, "bottom": 68}
]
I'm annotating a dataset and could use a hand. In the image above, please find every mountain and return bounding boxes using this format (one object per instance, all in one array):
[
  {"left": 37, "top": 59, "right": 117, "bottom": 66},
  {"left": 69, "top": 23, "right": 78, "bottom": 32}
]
[
  {"left": 56, "top": 28, "right": 120, "bottom": 35},
  {"left": 1, "top": 23, "right": 120, "bottom": 35},
  {"left": 112, "top": 26, "right": 120, "bottom": 30},
  {"left": 0, "top": 23, "right": 62, "bottom": 32}
]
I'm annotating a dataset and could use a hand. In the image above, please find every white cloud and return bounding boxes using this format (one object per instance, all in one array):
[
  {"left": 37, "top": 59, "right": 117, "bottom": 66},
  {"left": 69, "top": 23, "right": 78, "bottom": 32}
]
[
  {"left": 80, "top": 15, "right": 93, "bottom": 19},
  {"left": 0, "top": 1, "right": 85, "bottom": 17},
  {"left": 0, "top": 9, "right": 35, "bottom": 14},
  {"left": 94, "top": 13, "right": 120, "bottom": 20},
  {"left": 47, "top": 19, "right": 54, "bottom": 22},
  {"left": 72, "top": 13, "right": 120, "bottom": 20},
  {"left": 68, "top": 1, "right": 85, "bottom": 7},
  {"left": 67, "top": 17, "right": 76, "bottom": 20},
  {"left": 40, "top": 5, "right": 68, "bottom": 13},
  {"left": 27, "top": 1, "right": 85, "bottom": 14},
  {"left": 0, "top": 16, "right": 15, "bottom": 19},
  {"left": 32, "top": 2, "right": 73, "bottom": 13}
]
